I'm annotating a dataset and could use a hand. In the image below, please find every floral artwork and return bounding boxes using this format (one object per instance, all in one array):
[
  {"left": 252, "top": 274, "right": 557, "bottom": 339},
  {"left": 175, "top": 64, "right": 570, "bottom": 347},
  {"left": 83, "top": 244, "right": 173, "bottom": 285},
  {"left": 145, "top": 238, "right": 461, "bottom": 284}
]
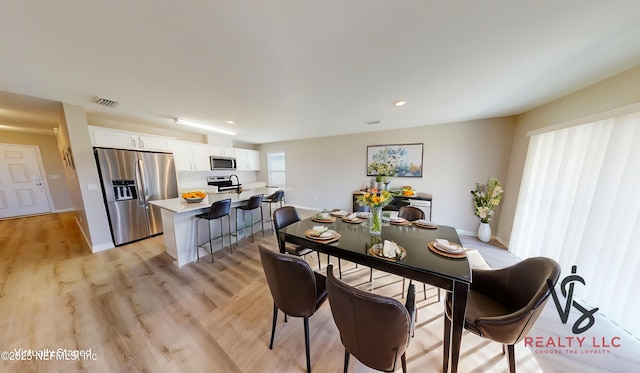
[
  {"left": 366, "top": 143, "right": 423, "bottom": 181},
  {"left": 471, "top": 177, "right": 504, "bottom": 223}
]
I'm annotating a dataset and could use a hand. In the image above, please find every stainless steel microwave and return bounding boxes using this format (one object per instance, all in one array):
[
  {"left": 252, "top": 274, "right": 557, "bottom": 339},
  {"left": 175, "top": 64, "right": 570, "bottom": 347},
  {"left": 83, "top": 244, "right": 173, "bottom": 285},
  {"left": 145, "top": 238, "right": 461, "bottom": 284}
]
[{"left": 210, "top": 156, "right": 237, "bottom": 170}]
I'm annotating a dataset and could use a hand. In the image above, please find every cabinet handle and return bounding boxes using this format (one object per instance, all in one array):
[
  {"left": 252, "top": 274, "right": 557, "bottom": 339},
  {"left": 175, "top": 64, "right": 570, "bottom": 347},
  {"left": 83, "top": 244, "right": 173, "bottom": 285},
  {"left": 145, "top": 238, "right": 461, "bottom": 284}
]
[
  {"left": 132, "top": 138, "right": 136, "bottom": 147},
  {"left": 140, "top": 139, "right": 145, "bottom": 148}
]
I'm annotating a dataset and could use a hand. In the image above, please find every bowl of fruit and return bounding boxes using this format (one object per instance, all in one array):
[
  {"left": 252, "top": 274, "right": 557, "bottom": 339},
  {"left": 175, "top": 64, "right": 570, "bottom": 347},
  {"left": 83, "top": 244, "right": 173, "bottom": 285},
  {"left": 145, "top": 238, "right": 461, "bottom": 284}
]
[
  {"left": 182, "top": 191, "right": 207, "bottom": 203},
  {"left": 401, "top": 186, "right": 415, "bottom": 196}
]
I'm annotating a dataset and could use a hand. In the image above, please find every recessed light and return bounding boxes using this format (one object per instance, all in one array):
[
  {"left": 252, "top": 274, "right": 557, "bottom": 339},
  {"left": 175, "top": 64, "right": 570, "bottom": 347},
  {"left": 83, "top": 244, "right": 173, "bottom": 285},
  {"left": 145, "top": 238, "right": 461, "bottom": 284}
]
[
  {"left": 225, "top": 120, "right": 235, "bottom": 125},
  {"left": 393, "top": 100, "right": 407, "bottom": 107}
]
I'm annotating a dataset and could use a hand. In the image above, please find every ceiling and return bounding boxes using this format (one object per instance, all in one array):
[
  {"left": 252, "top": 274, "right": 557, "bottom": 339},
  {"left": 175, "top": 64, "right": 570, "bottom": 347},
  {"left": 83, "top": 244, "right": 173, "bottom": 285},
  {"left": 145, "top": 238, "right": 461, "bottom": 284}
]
[{"left": 2, "top": 1, "right": 640, "bottom": 144}]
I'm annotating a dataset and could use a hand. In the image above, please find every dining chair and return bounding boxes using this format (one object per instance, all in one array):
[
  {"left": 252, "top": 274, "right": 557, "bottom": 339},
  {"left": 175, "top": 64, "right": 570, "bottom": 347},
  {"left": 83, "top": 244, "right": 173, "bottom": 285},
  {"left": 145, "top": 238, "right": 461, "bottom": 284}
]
[
  {"left": 272, "top": 206, "right": 322, "bottom": 271},
  {"left": 326, "top": 264, "right": 415, "bottom": 373},
  {"left": 398, "top": 206, "right": 424, "bottom": 221},
  {"left": 443, "top": 257, "right": 561, "bottom": 373},
  {"left": 195, "top": 198, "right": 232, "bottom": 263},
  {"left": 258, "top": 244, "right": 328, "bottom": 373},
  {"left": 235, "top": 194, "right": 264, "bottom": 242}
]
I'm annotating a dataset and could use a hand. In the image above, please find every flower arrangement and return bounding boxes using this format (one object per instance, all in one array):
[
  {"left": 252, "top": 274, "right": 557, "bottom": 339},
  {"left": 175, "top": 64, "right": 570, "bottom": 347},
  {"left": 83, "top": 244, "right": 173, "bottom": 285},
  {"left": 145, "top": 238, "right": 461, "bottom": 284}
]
[
  {"left": 358, "top": 188, "right": 393, "bottom": 234},
  {"left": 471, "top": 177, "right": 504, "bottom": 223},
  {"left": 356, "top": 188, "right": 393, "bottom": 208}
]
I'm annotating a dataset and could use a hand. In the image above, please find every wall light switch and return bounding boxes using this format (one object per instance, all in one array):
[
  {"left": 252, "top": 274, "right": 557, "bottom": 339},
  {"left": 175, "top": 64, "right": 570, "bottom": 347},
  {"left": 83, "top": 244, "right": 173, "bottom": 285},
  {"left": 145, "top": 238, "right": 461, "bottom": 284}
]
[{"left": 87, "top": 183, "right": 98, "bottom": 190}]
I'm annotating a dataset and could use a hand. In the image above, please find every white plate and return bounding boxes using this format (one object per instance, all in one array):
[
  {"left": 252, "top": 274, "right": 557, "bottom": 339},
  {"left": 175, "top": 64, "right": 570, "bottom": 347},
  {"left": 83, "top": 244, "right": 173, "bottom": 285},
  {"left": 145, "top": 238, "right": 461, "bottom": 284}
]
[{"left": 331, "top": 210, "right": 349, "bottom": 217}]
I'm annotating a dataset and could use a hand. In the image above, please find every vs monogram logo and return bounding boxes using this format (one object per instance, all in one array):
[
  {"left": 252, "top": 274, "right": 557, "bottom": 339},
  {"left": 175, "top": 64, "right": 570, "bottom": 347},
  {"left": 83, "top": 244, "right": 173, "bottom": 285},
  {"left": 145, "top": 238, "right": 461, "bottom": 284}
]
[{"left": 547, "top": 265, "right": 599, "bottom": 334}]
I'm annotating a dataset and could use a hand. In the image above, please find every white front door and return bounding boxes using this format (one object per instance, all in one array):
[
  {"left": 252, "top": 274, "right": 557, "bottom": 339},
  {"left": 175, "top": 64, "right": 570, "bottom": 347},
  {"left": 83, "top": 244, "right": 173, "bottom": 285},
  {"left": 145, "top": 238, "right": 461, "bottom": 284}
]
[{"left": 0, "top": 144, "right": 52, "bottom": 218}]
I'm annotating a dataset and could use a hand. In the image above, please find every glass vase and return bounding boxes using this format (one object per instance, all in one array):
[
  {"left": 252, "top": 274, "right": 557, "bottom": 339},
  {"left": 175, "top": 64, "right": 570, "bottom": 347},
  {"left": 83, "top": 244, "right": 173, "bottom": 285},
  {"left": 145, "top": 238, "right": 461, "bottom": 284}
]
[{"left": 370, "top": 206, "right": 383, "bottom": 235}]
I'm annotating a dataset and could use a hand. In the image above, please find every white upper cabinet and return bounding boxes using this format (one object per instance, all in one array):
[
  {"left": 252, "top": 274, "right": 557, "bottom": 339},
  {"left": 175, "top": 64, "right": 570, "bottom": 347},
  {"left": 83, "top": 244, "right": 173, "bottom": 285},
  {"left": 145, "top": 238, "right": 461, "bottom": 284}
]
[
  {"left": 89, "top": 126, "right": 171, "bottom": 151},
  {"left": 167, "top": 141, "right": 193, "bottom": 170},
  {"left": 168, "top": 141, "right": 212, "bottom": 171},
  {"left": 234, "top": 148, "right": 261, "bottom": 171},
  {"left": 138, "top": 135, "right": 171, "bottom": 150},
  {"left": 210, "top": 145, "right": 235, "bottom": 158},
  {"left": 191, "top": 143, "right": 212, "bottom": 171},
  {"left": 248, "top": 149, "right": 260, "bottom": 171}
]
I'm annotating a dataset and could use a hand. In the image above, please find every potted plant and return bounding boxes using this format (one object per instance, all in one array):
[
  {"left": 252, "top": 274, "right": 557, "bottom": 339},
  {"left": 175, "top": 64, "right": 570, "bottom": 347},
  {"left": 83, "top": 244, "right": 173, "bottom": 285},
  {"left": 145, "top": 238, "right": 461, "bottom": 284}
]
[{"left": 471, "top": 177, "right": 503, "bottom": 242}]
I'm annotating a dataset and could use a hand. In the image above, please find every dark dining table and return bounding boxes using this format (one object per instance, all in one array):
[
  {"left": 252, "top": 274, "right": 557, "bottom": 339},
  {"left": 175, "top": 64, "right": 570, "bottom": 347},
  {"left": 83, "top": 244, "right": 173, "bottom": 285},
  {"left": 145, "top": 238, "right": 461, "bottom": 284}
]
[{"left": 278, "top": 216, "right": 472, "bottom": 373}]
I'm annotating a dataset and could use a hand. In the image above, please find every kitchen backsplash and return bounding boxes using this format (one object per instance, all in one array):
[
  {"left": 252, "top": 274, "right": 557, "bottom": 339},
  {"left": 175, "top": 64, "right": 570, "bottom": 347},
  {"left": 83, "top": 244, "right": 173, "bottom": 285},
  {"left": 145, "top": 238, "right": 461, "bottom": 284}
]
[{"left": 176, "top": 170, "right": 258, "bottom": 192}]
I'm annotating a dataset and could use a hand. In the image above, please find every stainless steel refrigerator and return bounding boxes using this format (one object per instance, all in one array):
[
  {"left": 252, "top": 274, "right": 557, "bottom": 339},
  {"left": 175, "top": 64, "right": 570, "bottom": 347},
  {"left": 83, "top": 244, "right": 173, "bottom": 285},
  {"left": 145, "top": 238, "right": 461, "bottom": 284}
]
[{"left": 94, "top": 147, "right": 178, "bottom": 246}]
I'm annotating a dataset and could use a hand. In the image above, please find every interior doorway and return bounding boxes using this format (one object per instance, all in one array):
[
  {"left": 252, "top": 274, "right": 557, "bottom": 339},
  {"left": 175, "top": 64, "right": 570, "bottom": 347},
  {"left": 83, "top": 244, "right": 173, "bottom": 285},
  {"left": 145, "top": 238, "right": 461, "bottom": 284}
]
[{"left": 0, "top": 143, "right": 52, "bottom": 218}]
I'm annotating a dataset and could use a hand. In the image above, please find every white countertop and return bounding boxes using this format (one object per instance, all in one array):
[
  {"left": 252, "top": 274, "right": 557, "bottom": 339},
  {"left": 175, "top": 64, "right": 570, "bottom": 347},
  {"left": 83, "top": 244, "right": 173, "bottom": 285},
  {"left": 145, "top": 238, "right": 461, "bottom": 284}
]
[{"left": 149, "top": 187, "right": 283, "bottom": 214}]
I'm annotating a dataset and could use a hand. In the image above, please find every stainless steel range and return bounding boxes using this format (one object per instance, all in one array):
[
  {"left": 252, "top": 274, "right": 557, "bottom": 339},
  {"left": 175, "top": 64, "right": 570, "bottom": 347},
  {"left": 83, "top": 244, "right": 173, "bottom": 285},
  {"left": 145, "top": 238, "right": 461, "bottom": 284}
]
[{"left": 207, "top": 175, "right": 241, "bottom": 192}]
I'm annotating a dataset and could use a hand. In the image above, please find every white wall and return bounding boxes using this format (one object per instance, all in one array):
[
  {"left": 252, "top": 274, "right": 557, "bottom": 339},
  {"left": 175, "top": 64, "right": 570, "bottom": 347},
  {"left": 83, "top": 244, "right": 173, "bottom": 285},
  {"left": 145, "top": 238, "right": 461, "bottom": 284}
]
[
  {"left": 258, "top": 117, "right": 517, "bottom": 235},
  {"left": 58, "top": 104, "right": 113, "bottom": 252}
]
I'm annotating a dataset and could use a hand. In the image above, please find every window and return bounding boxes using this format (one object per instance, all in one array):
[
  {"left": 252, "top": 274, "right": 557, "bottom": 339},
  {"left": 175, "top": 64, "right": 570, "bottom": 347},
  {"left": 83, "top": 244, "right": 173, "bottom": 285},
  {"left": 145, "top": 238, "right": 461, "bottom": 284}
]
[
  {"left": 511, "top": 112, "right": 640, "bottom": 337},
  {"left": 267, "top": 152, "right": 286, "bottom": 187}
]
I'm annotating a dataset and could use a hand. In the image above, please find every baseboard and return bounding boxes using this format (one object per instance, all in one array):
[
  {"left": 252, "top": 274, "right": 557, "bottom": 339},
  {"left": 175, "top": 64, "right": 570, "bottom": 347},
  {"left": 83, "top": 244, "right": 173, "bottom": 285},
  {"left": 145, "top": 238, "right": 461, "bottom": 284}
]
[
  {"left": 92, "top": 242, "right": 115, "bottom": 253},
  {"left": 52, "top": 208, "right": 74, "bottom": 213},
  {"left": 495, "top": 236, "right": 509, "bottom": 249},
  {"left": 73, "top": 216, "right": 115, "bottom": 253}
]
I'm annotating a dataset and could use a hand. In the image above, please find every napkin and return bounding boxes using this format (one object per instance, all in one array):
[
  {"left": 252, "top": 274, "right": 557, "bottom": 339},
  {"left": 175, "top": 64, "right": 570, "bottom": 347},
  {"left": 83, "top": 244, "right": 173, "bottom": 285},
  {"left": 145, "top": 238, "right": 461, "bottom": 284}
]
[
  {"left": 333, "top": 210, "right": 348, "bottom": 216},
  {"left": 312, "top": 226, "right": 328, "bottom": 234},
  {"left": 346, "top": 213, "right": 358, "bottom": 220},
  {"left": 434, "top": 239, "right": 461, "bottom": 253},
  {"left": 416, "top": 219, "right": 433, "bottom": 225},
  {"left": 383, "top": 240, "right": 400, "bottom": 258},
  {"left": 391, "top": 217, "right": 406, "bottom": 222}
]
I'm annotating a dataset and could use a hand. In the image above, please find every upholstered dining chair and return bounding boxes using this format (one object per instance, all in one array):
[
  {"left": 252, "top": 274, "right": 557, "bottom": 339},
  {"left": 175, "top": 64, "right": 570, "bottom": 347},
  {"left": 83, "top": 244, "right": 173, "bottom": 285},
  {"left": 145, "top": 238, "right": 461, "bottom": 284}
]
[
  {"left": 398, "top": 206, "right": 424, "bottom": 222},
  {"left": 195, "top": 198, "right": 232, "bottom": 262},
  {"left": 326, "top": 264, "right": 415, "bottom": 373},
  {"left": 235, "top": 194, "right": 264, "bottom": 242},
  {"left": 258, "top": 244, "right": 328, "bottom": 373},
  {"left": 272, "top": 206, "right": 322, "bottom": 270},
  {"left": 443, "top": 257, "right": 561, "bottom": 373}
]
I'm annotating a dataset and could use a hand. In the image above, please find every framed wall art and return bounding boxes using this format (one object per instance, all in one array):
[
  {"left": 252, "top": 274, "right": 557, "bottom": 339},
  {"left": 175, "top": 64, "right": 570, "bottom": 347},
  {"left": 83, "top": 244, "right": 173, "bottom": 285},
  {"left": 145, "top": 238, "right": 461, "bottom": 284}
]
[{"left": 366, "top": 143, "right": 423, "bottom": 178}]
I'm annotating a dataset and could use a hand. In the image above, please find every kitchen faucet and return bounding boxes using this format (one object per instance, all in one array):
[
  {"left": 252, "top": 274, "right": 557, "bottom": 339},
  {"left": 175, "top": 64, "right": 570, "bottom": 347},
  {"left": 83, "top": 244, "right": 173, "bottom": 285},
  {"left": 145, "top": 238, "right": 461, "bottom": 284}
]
[{"left": 229, "top": 174, "right": 240, "bottom": 187}]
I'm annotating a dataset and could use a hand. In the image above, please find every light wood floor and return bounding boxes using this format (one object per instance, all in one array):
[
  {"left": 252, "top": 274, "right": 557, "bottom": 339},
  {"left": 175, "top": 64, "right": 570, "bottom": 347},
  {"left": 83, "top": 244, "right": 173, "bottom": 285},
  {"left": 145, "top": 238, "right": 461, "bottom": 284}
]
[{"left": 0, "top": 212, "right": 637, "bottom": 372}]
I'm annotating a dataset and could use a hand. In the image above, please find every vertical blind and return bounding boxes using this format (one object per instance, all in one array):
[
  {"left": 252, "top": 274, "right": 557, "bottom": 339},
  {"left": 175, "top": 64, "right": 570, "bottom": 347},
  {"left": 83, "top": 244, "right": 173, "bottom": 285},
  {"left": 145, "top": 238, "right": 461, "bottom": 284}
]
[{"left": 510, "top": 112, "right": 640, "bottom": 338}]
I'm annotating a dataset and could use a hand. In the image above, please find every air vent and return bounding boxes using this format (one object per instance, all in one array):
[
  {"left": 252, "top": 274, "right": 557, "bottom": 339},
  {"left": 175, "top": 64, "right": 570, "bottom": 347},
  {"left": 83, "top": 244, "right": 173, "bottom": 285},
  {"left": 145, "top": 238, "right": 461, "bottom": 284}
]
[
  {"left": 93, "top": 97, "right": 119, "bottom": 107},
  {"left": 366, "top": 120, "right": 381, "bottom": 125}
]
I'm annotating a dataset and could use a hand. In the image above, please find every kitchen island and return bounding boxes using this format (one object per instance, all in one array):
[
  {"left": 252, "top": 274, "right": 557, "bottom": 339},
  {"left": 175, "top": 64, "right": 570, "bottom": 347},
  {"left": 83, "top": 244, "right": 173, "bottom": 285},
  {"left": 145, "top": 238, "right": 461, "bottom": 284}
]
[{"left": 150, "top": 187, "right": 282, "bottom": 267}]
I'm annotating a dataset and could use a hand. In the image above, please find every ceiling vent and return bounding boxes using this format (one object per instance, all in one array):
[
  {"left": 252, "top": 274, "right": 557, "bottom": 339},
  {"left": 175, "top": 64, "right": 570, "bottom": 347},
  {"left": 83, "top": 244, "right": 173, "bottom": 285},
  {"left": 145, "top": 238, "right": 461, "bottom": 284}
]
[{"left": 93, "top": 97, "right": 119, "bottom": 107}]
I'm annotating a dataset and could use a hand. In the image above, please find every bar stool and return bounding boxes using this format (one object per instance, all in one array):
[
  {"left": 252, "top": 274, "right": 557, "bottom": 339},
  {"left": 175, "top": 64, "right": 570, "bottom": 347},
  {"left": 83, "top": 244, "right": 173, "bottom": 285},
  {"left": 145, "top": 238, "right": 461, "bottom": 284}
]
[
  {"left": 195, "top": 198, "right": 232, "bottom": 263},
  {"left": 263, "top": 190, "right": 285, "bottom": 228},
  {"left": 236, "top": 194, "right": 265, "bottom": 242}
]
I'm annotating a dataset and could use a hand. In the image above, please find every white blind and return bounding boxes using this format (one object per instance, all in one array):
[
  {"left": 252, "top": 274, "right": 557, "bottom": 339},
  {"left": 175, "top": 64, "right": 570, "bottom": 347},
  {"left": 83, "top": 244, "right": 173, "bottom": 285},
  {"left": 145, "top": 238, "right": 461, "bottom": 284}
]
[
  {"left": 267, "top": 152, "right": 286, "bottom": 187},
  {"left": 511, "top": 112, "right": 640, "bottom": 337}
]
